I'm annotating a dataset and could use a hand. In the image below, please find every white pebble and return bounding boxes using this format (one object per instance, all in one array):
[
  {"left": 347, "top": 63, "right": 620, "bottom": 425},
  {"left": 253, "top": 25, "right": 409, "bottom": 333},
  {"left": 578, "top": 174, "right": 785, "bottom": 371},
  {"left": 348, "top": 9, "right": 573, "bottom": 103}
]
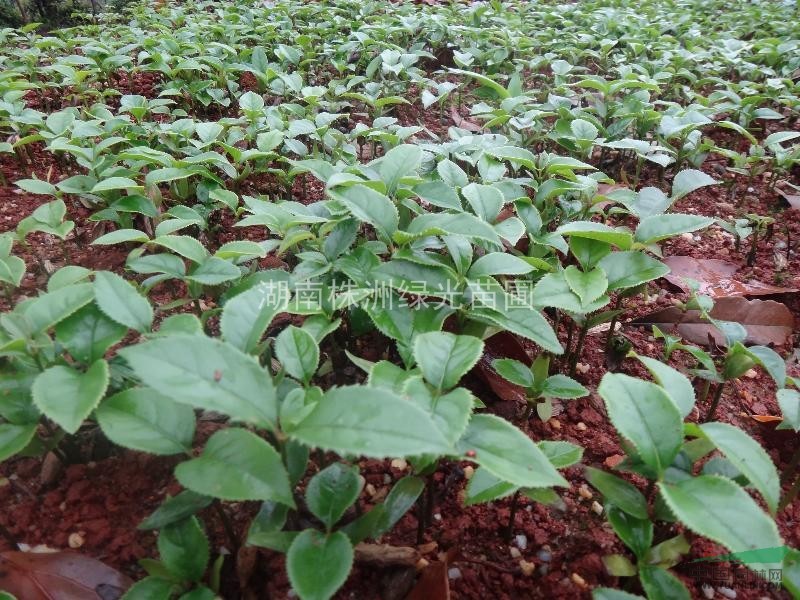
[
  {"left": 448, "top": 567, "right": 462, "bottom": 580},
  {"left": 510, "top": 547, "right": 522, "bottom": 558},
  {"left": 515, "top": 534, "right": 528, "bottom": 550},
  {"left": 718, "top": 587, "right": 737, "bottom": 599},
  {"left": 701, "top": 584, "right": 714, "bottom": 599}
]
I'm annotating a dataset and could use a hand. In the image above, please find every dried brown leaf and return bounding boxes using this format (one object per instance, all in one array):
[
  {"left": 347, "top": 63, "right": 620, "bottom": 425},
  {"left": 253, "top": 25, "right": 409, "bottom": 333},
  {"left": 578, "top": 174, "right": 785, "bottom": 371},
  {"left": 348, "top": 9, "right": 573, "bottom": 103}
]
[
  {"left": 662, "top": 256, "right": 797, "bottom": 297},
  {"left": 632, "top": 296, "right": 794, "bottom": 346},
  {"left": 0, "top": 550, "right": 132, "bottom": 600}
]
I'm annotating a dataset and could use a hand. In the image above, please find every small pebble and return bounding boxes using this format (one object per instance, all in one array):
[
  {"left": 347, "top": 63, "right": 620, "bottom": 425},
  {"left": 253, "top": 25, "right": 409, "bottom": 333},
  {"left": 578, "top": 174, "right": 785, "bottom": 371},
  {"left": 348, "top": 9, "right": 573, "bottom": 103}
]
[
  {"left": 433, "top": 513, "right": 442, "bottom": 521},
  {"left": 390, "top": 458, "right": 408, "bottom": 471},
  {"left": 578, "top": 484, "right": 593, "bottom": 500},
  {"left": 747, "top": 186, "right": 755, "bottom": 193},
  {"left": 536, "top": 549, "right": 552, "bottom": 562},
  {"left": 550, "top": 418, "right": 561, "bottom": 430},
  {"left": 448, "top": 567, "right": 462, "bottom": 580},
  {"left": 575, "top": 363, "right": 590, "bottom": 374},
  {"left": 680, "top": 232, "right": 694, "bottom": 241},
  {"left": 519, "top": 560, "right": 536, "bottom": 576},
  {"left": 68, "top": 532, "right": 84, "bottom": 548},
  {"left": 701, "top": 584, "right": 714, "bottom": 599},
  {"left": 576, "top": 422, "right": 587, "bottom": 431},
  {"left": 744, "top": 369, "right": 758, "bottom": 379},
  {"left": 591, "top": 501, "right": 603, "bottom": 515},
  {"left": 571, "top": 572, "right": 587, "bottom": 588},
  {"left": 515, "top": 534, "right": 528, "bottom": 550},
  {"left": 718, "top": 587, "right": 737, "bottom": 599},
  {"left": 365, "top": 483, "right": 376, "bottom": 497},
  {"left": 463, "top": 465, "right": 475, "bottom": 480},
  {"left": 416, "top": 558, "right": 429, "bottom": 569},
  {"left": 510, "top": 547, "right": 522, "bottom": 558}
]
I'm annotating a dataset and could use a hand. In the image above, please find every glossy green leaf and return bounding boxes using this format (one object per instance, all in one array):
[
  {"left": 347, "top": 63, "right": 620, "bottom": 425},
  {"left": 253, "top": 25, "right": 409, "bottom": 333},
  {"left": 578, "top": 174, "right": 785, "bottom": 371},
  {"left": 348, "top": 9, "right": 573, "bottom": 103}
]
[
  {"left": 32, "top": 360, "right": 109, "bottom": 434},
  {"left": 176, "top": 428, "right": 293, "bottom": 505}
]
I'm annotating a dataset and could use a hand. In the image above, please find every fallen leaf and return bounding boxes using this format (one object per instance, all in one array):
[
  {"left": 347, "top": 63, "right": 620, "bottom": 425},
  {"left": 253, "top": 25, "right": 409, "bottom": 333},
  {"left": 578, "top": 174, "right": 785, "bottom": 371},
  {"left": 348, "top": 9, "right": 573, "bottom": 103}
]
[
  {"left": 473, "top": 331, "right": 530, "bottom": 404},
  {"left": 355, "top": 543, "right": 420, "bottom": 567},
  {"left": 406, "top": 560, "right": 450, "bottom": 600},
  {"left": 662, "top": 256, "right": 797, "bottom": 297},
  {"left": 777, "top": 189, "right": 800, "bottom": 210},
  {"left": 0, "top": 550, "right": 132, "bottom": 600},
  {"left": 631, "top": 297, "right": 794, "bottom": 346},
  {"left": 751, "top": 415, "right": 782, "bottom": 424},
  {"left": 450, "top": 108, "right": 481, "bottom": 132}
]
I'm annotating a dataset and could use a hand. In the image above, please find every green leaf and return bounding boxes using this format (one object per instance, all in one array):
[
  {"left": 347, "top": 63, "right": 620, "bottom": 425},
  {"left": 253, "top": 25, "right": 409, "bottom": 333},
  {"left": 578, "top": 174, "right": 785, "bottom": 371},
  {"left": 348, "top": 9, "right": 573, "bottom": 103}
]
[
  {"left": 379, "top": 144, "right": 422, "bottom": 194},
  {"left": 138, "top": 490, "right": 212, "bottom": 530},
  {"left": 782, "top": 547, "right": 800, "bottom": 597},
  {"left": 288, "top": 385, "right": 451, "bottom": 458},
  {"left": 0, "top": 423, "right": 37, "bottom": 462},
  {"left": 97, "top": 388, "right": 195, "bottom": 455},
  {"left": 16, "top": 178, "right": 58, "bottom": 195},
  {"left": 32, "top": 360, "right": 109, "bottom": 434},
  {"left": 55, "top": 304, "right": 127, "bottom": 364},
  {"left": 275, "top": 326, "right": 319, "bottom": 384},
  {"left": 185, "top": 257, "right": 241, "bottom": 285},
  {"left": 220, "top": 282, "right": 289, "bottom": 353},
  {"left": 602, "top": 554, "right": 637, "bottom": 577},
  {"left": 538, "top": 440, "right": 583, "bottom": 468},
  {"left": 469, "top": 306, "right": 562, "bottom": 355},
  {"left": 467, "top": 253, "right": 534, "bottom": 277},
  {"left": 658, "top": 476, "right": 783, "bottom": 573},
  {"left": 634, "top": 214, "right": 714, "bottom": 244},
  {"left": 635, "top": 356, "right": 695, "bottom": 418},
  {"left": 585, "top": 467, "right": 648, "bottom": 519},
  {"left": 330, "top": 184, "right": 398, "bottom": 240},
  {"left": 777, "top": 389, "right": 800, "bottom": 432},
  {"left": 598, "top": 251, "right": 669, "bottom": 291},
  {"left": 540, "top": 374, "right": 588, "bottom": 399},
  {"left": 556, "top": 221, "right": 633, "bottom": 250},
  {"left": 456, "top": 414, "right": 568, "bottom": 489},
  {"left": 492, "top": 358, "right": 534, "bottom": 387},
  {"left": 92, "top": 229, "right": 150, "bottom": 245},
  {"left": 0, "top": 256, "right": 25, "bottom": 287},
  {"left": 94, "top": 271, "right": 153, "bottom": 333},
  {"left": 437, "top": 158, "right": 468, "bottom": 188},
  {"left": 287, "top": 530, "right": 353, "bottom": 600},
  {"left": 564, "top": 265, "right": 608, "bottom": 307},
  {"left": 592, "top": 588, "right": 644, "bottom": 600},
  {"left": 122, "top": 577, "right": 175, "bottom": 599},
  {"left": 699, "top": 422, "right": 780, "bottom": 514},
  {"left": 413, "top": 331, "right": 483, "bottom": 391},
  {"left": 21, "top": 283, "right": 94, "bottom": 334},
  {"left": 413, "top": 181, "right": 461, "bottom": 211},
  {"left": 91, "top": 177, "right": 142, "bottom": 193},
  {"left": 606, "top": 506, "right": 653, "bottom": 558},
  {"left": 120, "top": 335, "right": 277, "bottom": 430},
  {"left": 671, "top": 169, "right": 718, "bottom": 201},
  {"left": 598, "top": 373, "right": 682, "bottom": 477},
  {"left": 405, "top": 212, "right": 501, "bottom": 245},
  {"left": 158, "top": 516, "right": 209, "bottom": 582},
  {"left": 638, "top": 566, "right": 691, "bottom": 600},
  {"left": 176, "top": 428, "right": 294, "bottom": 505},
  {"left": 306, "top": 463, "right": 362, "bottom": 529}
]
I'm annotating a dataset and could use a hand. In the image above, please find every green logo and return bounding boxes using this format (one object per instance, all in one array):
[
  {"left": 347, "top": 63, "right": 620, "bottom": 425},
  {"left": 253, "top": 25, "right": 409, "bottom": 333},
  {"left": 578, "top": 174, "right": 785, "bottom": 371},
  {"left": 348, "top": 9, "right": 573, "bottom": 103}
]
[{"left": 691, "top": 546, "right": 789, "bottom": 565}]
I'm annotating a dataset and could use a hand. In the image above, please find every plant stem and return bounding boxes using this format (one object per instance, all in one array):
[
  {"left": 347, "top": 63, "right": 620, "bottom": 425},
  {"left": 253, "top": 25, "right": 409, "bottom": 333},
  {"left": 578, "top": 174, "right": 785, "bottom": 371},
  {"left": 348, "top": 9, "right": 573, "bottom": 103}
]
[
  {"left": 568, "top": 321, "right": 590, "bottom": 377},
  {"left": 705, "top": 382, "right": 725, "bottom": 422},
  {"left": 214, "top": 501, "right": 239, "bottom": 552},
  {"left": 780, "top": 475, "right": 800, "bottom": 512},
  {"left": 504, "top": 490, "right": 520, "bottom": 543},
  {"left": 604, "top": 296, "right": 623, "bottom": 349}
]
